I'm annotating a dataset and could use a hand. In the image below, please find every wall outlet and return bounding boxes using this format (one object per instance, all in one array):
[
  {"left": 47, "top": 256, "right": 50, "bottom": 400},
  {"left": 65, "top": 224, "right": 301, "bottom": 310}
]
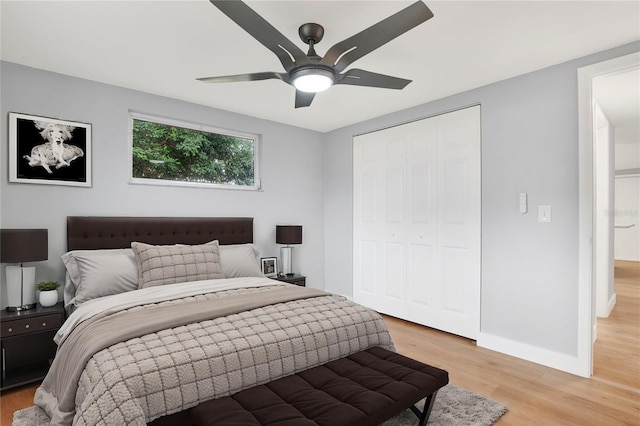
[{"left": 538, "top": 205, "right": 552, "bottom": 222}]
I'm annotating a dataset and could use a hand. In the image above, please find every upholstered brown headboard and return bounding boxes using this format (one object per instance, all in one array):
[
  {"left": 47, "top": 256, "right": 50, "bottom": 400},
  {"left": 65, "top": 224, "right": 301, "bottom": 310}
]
[{"left": 66, "top": 216, "right": 253, "bottom": 251}]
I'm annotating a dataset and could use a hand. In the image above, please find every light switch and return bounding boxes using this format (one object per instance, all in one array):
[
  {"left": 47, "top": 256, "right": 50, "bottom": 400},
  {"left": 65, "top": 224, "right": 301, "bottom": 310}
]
[
  {"left": 538, "top": 205, "right": 551, "bottom": 223},
  {"left": 519, "top": 193, "right": 528, "bottom": 214}
]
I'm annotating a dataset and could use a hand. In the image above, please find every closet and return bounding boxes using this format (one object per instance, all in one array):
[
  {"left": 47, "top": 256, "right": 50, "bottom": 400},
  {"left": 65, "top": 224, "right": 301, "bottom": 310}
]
[{"left": 353, "top": 106, "right": 481, "bottom": 339}]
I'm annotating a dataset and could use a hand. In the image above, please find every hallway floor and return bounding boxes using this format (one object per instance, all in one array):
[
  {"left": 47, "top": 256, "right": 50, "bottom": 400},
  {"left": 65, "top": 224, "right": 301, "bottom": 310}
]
[{"left": 593, "top": 260, "right": 640, "bottom": 390}]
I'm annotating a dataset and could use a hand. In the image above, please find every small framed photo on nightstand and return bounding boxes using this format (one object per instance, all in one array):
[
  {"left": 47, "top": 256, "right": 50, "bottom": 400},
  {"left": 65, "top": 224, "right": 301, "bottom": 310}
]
[{"left": 261, "top": 257, "right": 278, "bottom": 277}]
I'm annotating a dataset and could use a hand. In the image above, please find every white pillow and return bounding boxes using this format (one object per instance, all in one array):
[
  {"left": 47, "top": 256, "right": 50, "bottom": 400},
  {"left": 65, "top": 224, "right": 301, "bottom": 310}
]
[
  {"left": 132, "top": 241, "right": 224, "bottom": 289},
  {"left": 62, "top": 248, "right": 138, "bottom": 307},
  {"left": 219, "top": 243, "right": 263, "bottom": 278}
]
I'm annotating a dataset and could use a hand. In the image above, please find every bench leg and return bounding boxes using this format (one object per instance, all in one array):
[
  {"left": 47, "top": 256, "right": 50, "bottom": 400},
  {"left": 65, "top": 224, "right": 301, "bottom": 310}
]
[{"left": 409, "top": 390, "right": 438, "bottom": 426}]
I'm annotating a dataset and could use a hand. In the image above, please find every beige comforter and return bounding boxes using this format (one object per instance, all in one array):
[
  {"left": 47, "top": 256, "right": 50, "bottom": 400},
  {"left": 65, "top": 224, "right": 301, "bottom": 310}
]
[{"left": 35, "top": 278, "right": 393, "bottom": 425}]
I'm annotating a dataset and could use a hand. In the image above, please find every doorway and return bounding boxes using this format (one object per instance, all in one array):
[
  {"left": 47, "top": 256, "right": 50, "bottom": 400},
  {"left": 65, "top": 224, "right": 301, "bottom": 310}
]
[
  {"left": 577, "top": 52, "right": 640, "bottom": 378},
  {"left": 592, "top": 67, "right": 640, "bottom": 388}
]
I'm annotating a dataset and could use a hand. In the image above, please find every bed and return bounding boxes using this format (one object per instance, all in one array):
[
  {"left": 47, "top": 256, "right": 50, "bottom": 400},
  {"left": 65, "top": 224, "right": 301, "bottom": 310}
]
[{"left": 34, "top": 217, "right": 393, "bottom": 426}]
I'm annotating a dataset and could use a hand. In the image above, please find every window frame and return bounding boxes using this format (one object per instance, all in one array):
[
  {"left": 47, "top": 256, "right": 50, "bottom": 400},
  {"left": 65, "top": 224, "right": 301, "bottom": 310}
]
[{"left": 128, "top": 112, "right": 261, "bottom": 191}]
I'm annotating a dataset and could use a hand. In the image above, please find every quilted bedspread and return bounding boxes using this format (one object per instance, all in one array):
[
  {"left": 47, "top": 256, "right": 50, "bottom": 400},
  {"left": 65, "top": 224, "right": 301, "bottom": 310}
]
[{"left": 35, "top": 279, "right": 393, "bottom": 425}]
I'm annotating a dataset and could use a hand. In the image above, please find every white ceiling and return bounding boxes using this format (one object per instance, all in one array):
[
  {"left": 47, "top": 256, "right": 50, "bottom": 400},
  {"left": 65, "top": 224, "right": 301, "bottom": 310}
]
[{"left": 1, "top": 1, "right": 639, "bottom": 133}]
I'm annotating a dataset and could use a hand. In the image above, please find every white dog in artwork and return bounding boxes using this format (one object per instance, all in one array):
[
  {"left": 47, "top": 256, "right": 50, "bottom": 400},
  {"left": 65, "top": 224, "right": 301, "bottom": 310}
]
[{"left": 23, "top": 121, "right": 84, "bottom": 174}]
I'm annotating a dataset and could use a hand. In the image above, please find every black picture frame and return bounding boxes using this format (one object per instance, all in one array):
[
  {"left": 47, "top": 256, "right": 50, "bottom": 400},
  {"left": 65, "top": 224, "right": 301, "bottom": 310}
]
[
  {"left": 9, "top": 112, "right": 92, "bottom": 187},
  {"left": 261, "top": 257, "right": 278, "bottom": 277}
]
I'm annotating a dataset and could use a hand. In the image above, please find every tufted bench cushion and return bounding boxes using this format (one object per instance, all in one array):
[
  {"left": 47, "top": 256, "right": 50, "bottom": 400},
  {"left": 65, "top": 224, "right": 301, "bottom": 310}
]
[{"left": 191, "top": 346, "right": 449, "bottom": 426}]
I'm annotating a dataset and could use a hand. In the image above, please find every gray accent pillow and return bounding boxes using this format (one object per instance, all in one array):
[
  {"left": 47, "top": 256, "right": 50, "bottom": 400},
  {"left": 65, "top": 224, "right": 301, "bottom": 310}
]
[
  {"left": 132, "top": 241, "right": 224, "bottom": 289},
  {"left": 62, "top": 249, "right": 138, "bottom": 308},
  {"left": 218, "top": 243, "right": 263, "bottom": 278}
]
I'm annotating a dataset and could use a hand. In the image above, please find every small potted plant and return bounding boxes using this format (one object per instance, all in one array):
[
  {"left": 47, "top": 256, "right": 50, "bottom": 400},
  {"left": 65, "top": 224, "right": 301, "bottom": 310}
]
[{"left": 35, "top": 281, "right": 60, "bottom": 307}]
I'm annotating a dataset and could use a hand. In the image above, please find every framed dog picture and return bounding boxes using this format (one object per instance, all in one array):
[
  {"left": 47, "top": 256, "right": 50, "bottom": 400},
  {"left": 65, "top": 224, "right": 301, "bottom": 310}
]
[
  {"left": 9, "top": 112, "right": 92, "bottom": 187},
  {"left": 261, "top": 257, "right": 278, "bottom": 278}
]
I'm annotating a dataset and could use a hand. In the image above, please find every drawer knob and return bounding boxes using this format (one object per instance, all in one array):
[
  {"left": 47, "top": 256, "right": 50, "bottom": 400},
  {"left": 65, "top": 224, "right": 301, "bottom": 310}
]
[
  {"left": 25, "top": 324, "right": 30, "bottom": 329},
  {"left": 42, "top": 322, "right": 47, "bottom": 327},
  {"left": 7, "top": 328, "right": 12, "bottom": 333}
]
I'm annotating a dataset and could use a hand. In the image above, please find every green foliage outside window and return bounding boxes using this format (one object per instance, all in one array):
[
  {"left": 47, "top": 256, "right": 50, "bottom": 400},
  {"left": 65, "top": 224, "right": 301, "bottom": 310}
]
[{"left": 132, "top": 118, "right": 256, "bottom": 187}]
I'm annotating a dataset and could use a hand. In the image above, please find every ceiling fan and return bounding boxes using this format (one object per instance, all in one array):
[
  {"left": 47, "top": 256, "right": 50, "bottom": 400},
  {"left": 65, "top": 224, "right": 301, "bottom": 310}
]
[{"left": 198, "top": 0, "right": 434, "bottom": 108}]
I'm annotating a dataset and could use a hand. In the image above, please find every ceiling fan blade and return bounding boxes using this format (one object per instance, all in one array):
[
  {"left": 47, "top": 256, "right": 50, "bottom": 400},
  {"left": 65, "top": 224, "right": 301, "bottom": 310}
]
[
  {"left": 197, "top": 72, "right": 288, "bottom": 84},
  {"left": 320, "top": 1, "right": 433, "bottom": 73},
  {"left": 295, "top": 90, "right": 316, "bottom": 108},
  {"left": 210, "top": 0, "right": 310, "bottom": 72},
  {"left": 335, "top": 69, "right": 411, "bottom": 90}
]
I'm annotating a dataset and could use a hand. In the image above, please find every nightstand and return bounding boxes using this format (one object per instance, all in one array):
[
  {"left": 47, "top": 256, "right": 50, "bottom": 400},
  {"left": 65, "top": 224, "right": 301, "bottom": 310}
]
[
  {"left": 1, "top": 302, "right": 64, "bottom": 391},
  {"left": 273, "top": 274, "right": 306, "bottom": 287}
]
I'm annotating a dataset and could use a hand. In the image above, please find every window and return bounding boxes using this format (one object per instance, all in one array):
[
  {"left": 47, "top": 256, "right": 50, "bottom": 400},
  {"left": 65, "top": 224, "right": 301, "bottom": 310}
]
[{"left": 129, "top": 113, "right": 260, "bottom": 190}]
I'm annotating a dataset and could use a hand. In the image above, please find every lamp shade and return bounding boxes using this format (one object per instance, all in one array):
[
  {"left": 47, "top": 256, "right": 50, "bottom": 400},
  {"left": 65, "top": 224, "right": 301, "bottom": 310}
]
[
  {"left": 0, "top": 229, "right": 48, "bottom": 263},
  {"left": 276, "top": 225, "right": 302, "bottom": 245}
]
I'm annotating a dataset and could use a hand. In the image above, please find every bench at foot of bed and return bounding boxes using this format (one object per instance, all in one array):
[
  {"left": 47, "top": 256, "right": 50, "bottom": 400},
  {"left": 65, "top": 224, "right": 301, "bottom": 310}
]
[{"left": 191, "top": 346, "right": 449, "bottom": 426}]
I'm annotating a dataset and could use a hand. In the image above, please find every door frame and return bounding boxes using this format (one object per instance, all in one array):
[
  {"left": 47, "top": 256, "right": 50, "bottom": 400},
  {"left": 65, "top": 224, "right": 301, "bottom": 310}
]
[{"left": 577, "top": 51, "right": 640, "bottom": 377}]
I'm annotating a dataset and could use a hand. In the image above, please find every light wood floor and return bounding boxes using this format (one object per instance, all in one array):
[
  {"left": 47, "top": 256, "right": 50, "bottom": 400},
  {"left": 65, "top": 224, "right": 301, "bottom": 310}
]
[
  {"left": 593, "top": 260, "right": 640, "bottom": 390},
  {"left": 1, "top": 262, "right": 638, "bottom": 425},
  {"left": 384, "top": 260, "right": 640, "bottom": 425}
]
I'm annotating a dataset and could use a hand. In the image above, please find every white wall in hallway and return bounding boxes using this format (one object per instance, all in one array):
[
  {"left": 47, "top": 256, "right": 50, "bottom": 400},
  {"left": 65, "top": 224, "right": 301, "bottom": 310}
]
[{"left": 614, "top": 175, "right": 640, "bottom": 261}]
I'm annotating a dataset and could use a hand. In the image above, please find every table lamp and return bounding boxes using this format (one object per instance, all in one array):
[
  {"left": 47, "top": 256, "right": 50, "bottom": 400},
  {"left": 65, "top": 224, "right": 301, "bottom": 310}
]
[
  {"left": 1, "top": 229, "right": 48, "bottom": 311},
  {"left": 276, "top": 225, "right": 302, "bottom": 276}
]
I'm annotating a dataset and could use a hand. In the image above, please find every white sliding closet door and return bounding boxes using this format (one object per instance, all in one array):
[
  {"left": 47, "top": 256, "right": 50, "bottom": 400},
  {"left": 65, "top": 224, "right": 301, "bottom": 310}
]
[
  {"left": 353, "top": 106, "right": 481, "bottom": 339},
  {"left": 353, "top": 125, "right": 407, "bottom": 317}
]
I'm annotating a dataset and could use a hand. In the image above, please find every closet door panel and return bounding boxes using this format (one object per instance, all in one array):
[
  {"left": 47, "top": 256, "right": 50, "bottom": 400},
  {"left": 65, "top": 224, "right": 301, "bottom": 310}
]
[
  {"left": 354, "top": 106, "right": 480, "bottom": 339},
  {"left": 378, "top": 126, "right": 406, "bottom": 316},
  {"left": 407, "top": 243, "right": 436, "bottom": 308},
  {"left": 378, "top": 241, "right": 406, "bottom": 316},
  {"left": 441, "top": 246, "right": 468, "bottom": 313},
  {"left": 406, "top": 118, "right": 438, "bottom": 317},
  {"left": 442, "top": 159, "right": 468, "bottom": 226},
  {"left": 353, "top": 134, "right": 383, "bottom": 311},
  {"left": 354, "top": 125, "right": 406, "bottom": 316},
  {"left": 435, "top": 106, "right": 481, "bottom": 339},
  {"left": 358, "top": 240, "right": 378, "bottom": 294}
]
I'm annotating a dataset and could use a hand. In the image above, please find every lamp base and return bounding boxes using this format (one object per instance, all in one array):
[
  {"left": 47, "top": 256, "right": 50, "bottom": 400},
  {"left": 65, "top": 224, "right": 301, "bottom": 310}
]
[
  {"left": 5, "top": 265, "right": 37, "bottom": 311},
  {"left": 280, "top": 246, "right": 293, "bottom": 275},
  {"left": 6, "top": 303, "right": 36, "bottom": 312}
]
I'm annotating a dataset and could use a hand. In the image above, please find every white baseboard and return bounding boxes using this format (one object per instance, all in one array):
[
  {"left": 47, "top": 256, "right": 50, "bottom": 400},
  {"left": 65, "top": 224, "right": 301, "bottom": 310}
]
[
  {"left": 607, "top": 293, "right": 617, "bottom": 317},
  {"left": 477, "top": 332, "right": 584, "bottom": 377},
  {"left": 593, "top": 293, "right": 616, "bottom": 343}
]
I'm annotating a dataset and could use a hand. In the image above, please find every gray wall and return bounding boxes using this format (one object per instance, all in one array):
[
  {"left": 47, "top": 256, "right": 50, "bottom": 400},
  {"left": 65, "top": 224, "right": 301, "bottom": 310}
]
[
  {"left": 0, "top": 62, "right": 325, "bottom": 306},
  {"left": 3, "top": 40, "right": 639, "bottom": 372},
  {"left": 323, "top": 42, "right": 640, "bottom": 361}
]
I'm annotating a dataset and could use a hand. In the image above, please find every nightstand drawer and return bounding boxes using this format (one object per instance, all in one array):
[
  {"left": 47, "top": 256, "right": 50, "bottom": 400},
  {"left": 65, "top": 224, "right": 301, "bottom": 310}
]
[{"left": 1, "top": 314, "right": 63, "bottom": 337}]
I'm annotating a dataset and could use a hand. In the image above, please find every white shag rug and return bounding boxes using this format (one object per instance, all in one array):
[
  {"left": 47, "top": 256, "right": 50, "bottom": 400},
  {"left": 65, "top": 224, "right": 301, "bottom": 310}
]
[
  {"left": 381, "top": 383, "right": 507, "bottom": 425},
  {"left": 13, "top": 383, "right": 507, "bottom": 425}
]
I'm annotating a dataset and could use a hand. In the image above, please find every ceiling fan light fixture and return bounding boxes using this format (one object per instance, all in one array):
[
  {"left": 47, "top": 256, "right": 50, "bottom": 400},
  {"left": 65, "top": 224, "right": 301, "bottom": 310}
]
[
  {"left": 291, "top": 67, "right": 335, "bottom": 93},
  {"left": 203, "top": 1, "right": 435, "bottom": 107}
]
